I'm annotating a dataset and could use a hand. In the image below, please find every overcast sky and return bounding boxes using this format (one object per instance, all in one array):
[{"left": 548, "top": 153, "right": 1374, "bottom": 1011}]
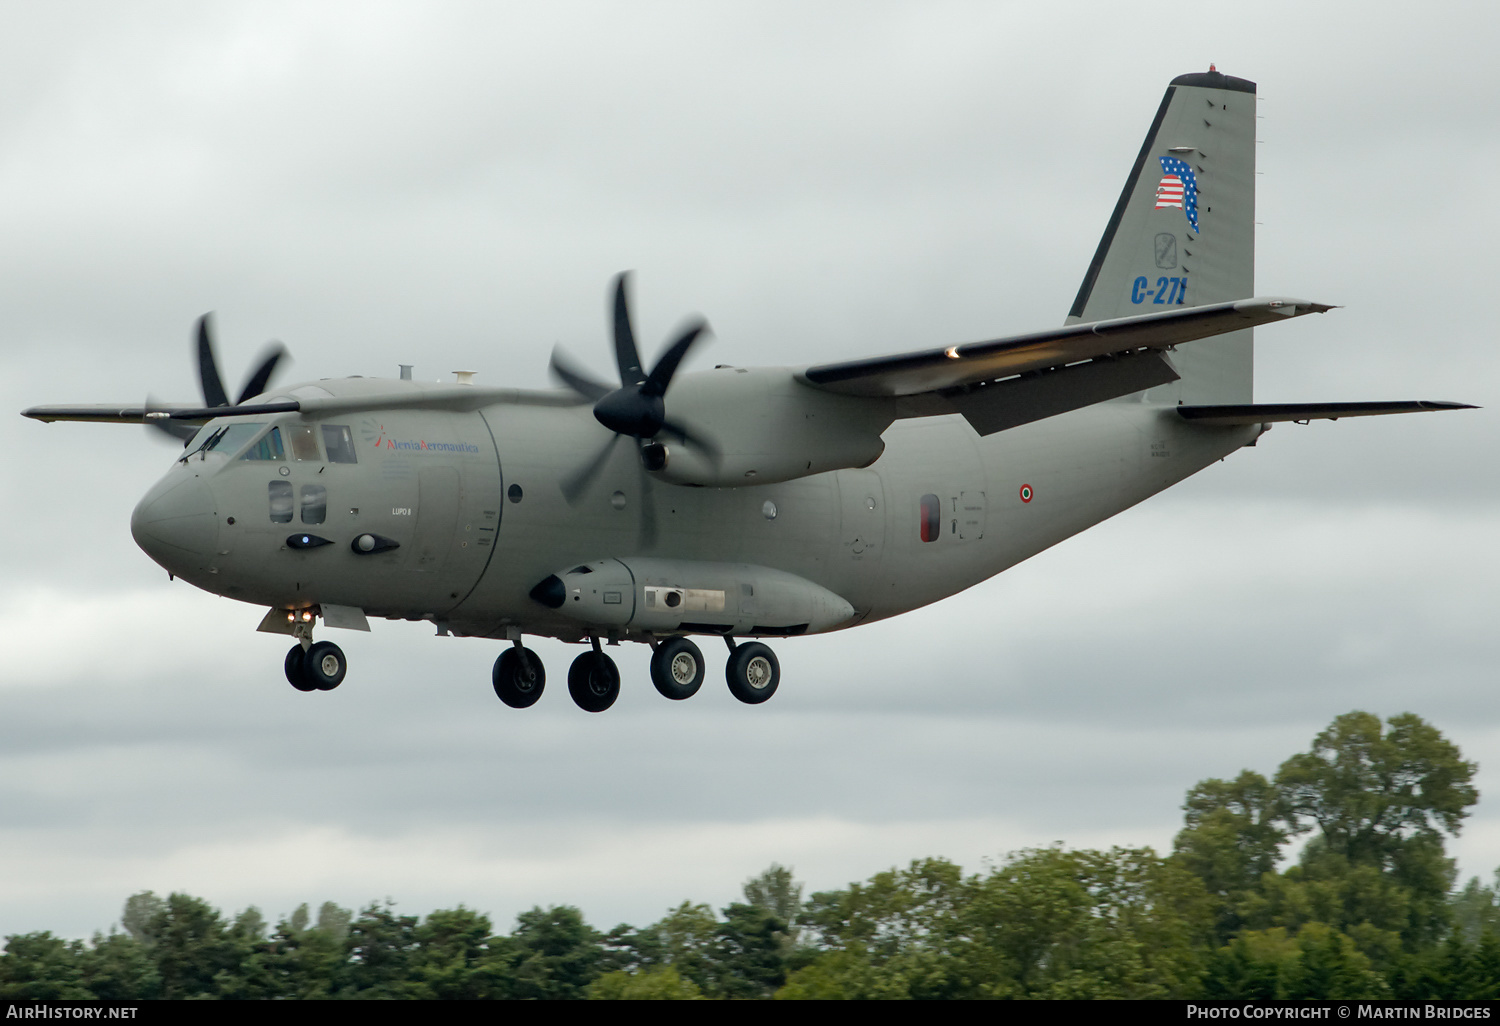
[{"left": 2, "top": 0, "right": 1498, "bottom": 941}]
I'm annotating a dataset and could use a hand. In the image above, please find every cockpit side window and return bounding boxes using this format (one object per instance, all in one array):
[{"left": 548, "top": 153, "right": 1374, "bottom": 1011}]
[
  {"left": 322, "top": 425, "right": 357, "bottom": 464},
  {"left": 240, "top": 426, "right": 285, "bottom": 462}
]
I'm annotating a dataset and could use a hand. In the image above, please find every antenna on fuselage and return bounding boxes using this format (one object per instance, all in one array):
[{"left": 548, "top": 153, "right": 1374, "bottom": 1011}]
[{"left": 399, "top": 365, "right": 412, "bottom": 380}]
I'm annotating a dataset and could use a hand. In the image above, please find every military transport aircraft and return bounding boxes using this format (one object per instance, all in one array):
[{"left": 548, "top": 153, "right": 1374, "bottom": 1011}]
[{"left": 22, "top": 68, "right": 1473, "bottom": 713}]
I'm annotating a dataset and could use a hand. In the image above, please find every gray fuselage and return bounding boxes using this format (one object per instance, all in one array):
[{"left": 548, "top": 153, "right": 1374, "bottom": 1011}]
[{"left": 130, "top": 374, "right": 1254, "bottom": 645}]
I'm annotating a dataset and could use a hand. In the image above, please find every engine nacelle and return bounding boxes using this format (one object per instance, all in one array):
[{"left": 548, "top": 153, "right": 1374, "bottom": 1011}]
[
  {"left": 647, "top": 367, "right": 893, "bottom": 488},
  {"left": 530, "top": 557, "right": 856, "bottom": 636}
]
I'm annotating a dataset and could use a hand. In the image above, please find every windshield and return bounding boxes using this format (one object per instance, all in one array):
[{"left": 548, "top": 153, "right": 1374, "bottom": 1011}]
[{"left": 178, "top": 422, "right": 267, "bottom": 463}]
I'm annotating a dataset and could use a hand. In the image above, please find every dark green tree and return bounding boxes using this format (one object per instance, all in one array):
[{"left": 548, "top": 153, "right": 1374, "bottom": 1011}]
[
  {"left": 77, "top": 931, "right": 160, "bottom": 1000},
  {"left": 345, "top": 901, "right": 420, "bottom": 997},
  {"left": 144, "top": 893, "right": 242, "bottom": 999},
  {"left": 1173, "top": 770, "right": 1289, "bottom": 943},
  {"left": 1276, "top": 712, "right": 1476, "bottom": 871},
  {"left": 507, "top": 905, "right": 602, "bottom": 1000},
  {"left": 0, "top": 932, "right": 90, "bottom": 1000}
]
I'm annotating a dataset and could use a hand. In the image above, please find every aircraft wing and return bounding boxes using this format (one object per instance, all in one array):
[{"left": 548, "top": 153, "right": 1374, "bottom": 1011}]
[
  {"left": 796, "top": 297, "right": 1333, "bottom": 436},
  {"left": 800, "top": 297, "right": 1330, "bottom": 397},
  {"left": 22, "top": 389, "right": 586, "bottom": 427}
]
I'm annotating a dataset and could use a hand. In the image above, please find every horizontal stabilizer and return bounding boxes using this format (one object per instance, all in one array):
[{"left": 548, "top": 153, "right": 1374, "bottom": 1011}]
[
  {"left": 1176, "top": 400, "right": 1477, "bottom": 426},
  {"left": 801, "top": 297, "right": 1331, "bottom": 399}
]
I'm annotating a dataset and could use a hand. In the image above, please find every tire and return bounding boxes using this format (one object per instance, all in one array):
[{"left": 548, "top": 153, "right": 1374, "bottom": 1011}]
[
  {"left": 493, "top": 647, "right": 545, "bottom": 708},
  {"left": 285, "top": 645, "right": 318, "bottom": 692},
  {"left": 726, "top": 642, "right": 779, "bottom": 705},
  {"left": 303, "top": 641, "right": 347, "bottom": 691},
  {"left": 650, "top": 637, "right": 705, "bottom": 700},
  {"left": 567, "top": 651, "right": 620, "bottom": 713}
]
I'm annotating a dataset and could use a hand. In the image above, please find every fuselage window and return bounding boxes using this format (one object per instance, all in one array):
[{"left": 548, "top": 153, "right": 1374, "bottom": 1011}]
[
  {"left": 919, "top": 494, "right": 941, "bottom": 543},
  {"left": 241, "top": 427, "right": 286, "bottom": 462},
  {"left": 323, "top": 425, "right": 357, "bottom": 464},
  {"left": 269, "top": 480, "right": 293, "bottom": 523},
  {"left": 300, "top": 485, "right": 327, "bottom": 525},
  {"left": 288, "top": 424, "right": 321, "bottom": 461}
]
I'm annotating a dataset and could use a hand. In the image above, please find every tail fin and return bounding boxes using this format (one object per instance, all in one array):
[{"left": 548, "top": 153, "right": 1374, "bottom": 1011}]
[{"left": 1068, "top": 69, "right": 1257, "bottom": 404}]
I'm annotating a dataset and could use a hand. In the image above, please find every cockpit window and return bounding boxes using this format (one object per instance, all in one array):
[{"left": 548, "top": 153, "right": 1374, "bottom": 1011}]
[
  {"left": 322, "top": 425, "right": 357, "bottom": 464},
  {"left": 240, "top": 426, "right": 285, "bottom": 461},
  {"left": 288, "top": 424, "right": 320, "bottom": 461}
]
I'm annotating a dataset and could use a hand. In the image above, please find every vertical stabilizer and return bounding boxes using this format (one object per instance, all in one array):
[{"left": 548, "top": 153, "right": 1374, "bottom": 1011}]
[{"left": 1068, "top": 69, "right": 1257, "bottom": 404}]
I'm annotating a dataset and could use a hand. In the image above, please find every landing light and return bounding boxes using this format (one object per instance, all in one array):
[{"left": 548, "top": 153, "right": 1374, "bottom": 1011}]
[{"left": 945, "top": 346, "right": 961, "bottom": 360}]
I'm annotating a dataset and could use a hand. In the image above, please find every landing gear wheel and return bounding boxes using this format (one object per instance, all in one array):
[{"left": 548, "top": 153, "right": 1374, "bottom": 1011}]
[
  {"left": 567, "top": 650, "right": 620, "bottom": 713},
  {"left": 285, "top": 645, "right": 317, "bottom": 692},
  {"left": 493, "top": 647, "right": 545, "bottom": 708},
  {"left": 726, "top": 642, "right": 779, "bottom": 704},
  {"left": 303, "top": 641, "right": 347, "bottom": 691},
  {"left": 650, "top": 637, "right": 705, "bottom": 700}
]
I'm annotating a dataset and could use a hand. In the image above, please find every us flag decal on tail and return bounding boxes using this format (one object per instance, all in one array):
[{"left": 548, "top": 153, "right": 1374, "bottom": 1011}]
[{"left": 1154, "top": 156, "right": 1199, "bottom": 233}]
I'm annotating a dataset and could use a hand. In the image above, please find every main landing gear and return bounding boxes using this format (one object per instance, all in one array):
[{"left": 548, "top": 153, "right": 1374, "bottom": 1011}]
[
  {"left": 285, "top": 640, "right": 347, "bottom": 692},
  {"left": 568, "top": 640, "right": 621, "bottom": 713},
  {"left": 491, "top": 635, "right": 779, "bottom": 712}
]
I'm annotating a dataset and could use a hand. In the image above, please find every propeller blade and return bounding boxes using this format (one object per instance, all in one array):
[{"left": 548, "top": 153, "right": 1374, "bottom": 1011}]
[
  {"left": 236, "top": 342, "right": 287, "bottom": 404},
  {"left": 659, "top": 417, "right": 722, "bottom": 464},
  {"left": 641, "top": 321, "right": 708, "bottom": 399},
  {"left": 559, "top": 432, "right": 623, "bottom": 506},
  {"left": 611, "top": 273, "right": 646, "bottom": 387},
  {"left": 195, "top": 315, "right": 229, "bottom": 409},
  {"left": 549, "top": 346, "right": 614, "bottom": 402}
]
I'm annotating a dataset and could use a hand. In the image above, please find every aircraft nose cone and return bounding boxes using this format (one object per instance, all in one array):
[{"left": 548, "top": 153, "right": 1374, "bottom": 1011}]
[{"left": 131, "top": 472, "right": 218, "bottom": 571}]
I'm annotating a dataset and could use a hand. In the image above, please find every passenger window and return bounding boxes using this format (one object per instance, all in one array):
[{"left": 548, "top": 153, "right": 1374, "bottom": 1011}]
[
  {"left": 288, "top": 424, "right": 320, "bottom": 461},
  {"left": 919, "top": 494, "right": 941, "bottom": 543},
  {"left": 242, "top": 427, "right": 286, "bottom": 461},
  {"left": 269, "top": 481, "right": 293, "bottom": 523},
  {"left": 322, "top": 425, "right": 357, "bottom": 464},
  {"left": 300, "top": 485, "right": 327, "bottom": 525}
]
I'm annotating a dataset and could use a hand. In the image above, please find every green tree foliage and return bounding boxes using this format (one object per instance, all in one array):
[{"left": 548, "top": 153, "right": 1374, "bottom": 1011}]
[
  {"left": 1173, "top": 770, "right": 1289, "bottom": 943},
  {"left": 743, "top": 864, "right": 804, "bottom": 946},
  {"left": 1276, "top": 712, "right": 1477, "bottom": 867},
  {"left": 507, "top": 905, "right": 601, "bottom": 1000},
  {"left": 0, "top": 932, "right": 91, "bottom": 1000},
  {"left": 4, "top": 709, "right": 1494, "bottom": 1000}
]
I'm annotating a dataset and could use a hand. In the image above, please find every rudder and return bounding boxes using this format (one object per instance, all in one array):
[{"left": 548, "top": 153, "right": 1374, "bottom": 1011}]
[{"left": 1067, "top": 68, "right": 1257, "bottom": 405}]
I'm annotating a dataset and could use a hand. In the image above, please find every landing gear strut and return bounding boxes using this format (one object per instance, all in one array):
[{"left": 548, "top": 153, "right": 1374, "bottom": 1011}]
[
  {"left": 493, "top": 643, "right": 545, "bottom": 708},
  {"left": 650, "top": 637, "right": 705, "bottom": 700},
  {"left": 725, "top": 639, "right": 779, "bottom": 704},
  {"left": 568, "top": 640, "right": 620, "bottom": 713}
]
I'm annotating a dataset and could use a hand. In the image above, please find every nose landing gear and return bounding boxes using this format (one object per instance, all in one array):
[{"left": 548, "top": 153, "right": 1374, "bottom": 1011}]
[{"left": 285, "top": 640, "right": 346, "bottom": 691}]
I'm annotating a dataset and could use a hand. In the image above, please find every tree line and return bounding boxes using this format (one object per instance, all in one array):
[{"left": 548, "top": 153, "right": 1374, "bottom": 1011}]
[{"left": 5, "top": 710, "right": 1500, "bottom": 999}]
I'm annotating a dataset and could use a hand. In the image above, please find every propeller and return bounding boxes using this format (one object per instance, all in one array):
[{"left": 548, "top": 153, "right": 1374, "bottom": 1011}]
[
  {"left": 147, "top": 314, "right": 289, "bottom": 443},
  {"left": 550, "top": 274, "right": 719, "bottom": 503}
]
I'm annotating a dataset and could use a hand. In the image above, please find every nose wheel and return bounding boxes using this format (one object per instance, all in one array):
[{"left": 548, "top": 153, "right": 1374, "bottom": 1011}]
[{"left": 284, "top": 641, "right": 346, "bottom": 692}]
